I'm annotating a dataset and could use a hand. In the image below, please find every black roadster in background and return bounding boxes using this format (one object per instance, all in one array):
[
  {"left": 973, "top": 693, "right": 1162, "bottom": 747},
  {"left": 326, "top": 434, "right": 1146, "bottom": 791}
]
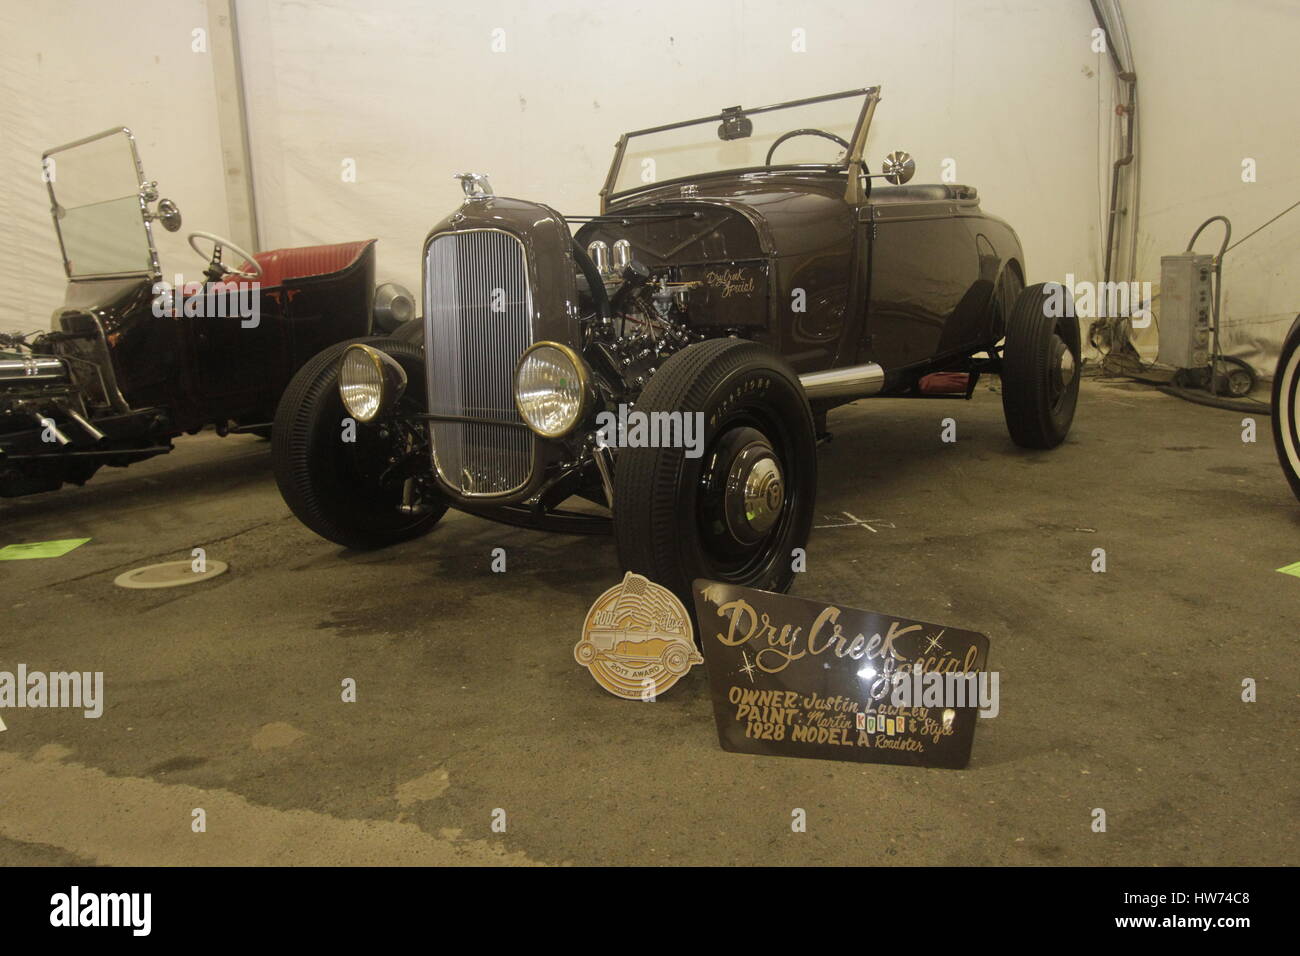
[
  {"left": 0, "top": 127, "right": 413, "bottom": 498},
  {"left": 274, "top": 87, "right": 1081, "bottom": 606}
]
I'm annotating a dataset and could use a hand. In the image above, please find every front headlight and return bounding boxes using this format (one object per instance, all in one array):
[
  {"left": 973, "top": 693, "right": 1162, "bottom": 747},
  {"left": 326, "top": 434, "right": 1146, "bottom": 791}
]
[
  {"left": 339, "top": 344, "right": 407, "bottom": 422},
  {"left": 514, "top": 341, "right": 590, "bottom": 438}
]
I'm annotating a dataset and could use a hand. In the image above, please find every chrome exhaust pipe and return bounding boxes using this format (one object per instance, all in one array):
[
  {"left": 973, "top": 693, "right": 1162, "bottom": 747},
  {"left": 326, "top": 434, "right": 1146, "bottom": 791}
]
[
  {"left": 799, "top": 362, "right": 886, "bottom": 400},
  {"left": 65, "top": 408, "right": 107, "bottom": 443},
  {"left": 30, "top": 411, "right": 71, "bottom": 446}
]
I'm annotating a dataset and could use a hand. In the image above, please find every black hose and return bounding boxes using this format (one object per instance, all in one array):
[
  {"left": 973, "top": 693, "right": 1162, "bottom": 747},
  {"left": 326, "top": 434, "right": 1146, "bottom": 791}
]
[{"left": 1157, "top": 383, "right": 1270, "bottom": 415}]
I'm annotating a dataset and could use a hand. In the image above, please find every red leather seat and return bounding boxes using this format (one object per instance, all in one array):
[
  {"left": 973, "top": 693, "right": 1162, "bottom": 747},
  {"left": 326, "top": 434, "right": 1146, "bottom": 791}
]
[{"left": 240, "top": 240, "right": 374, "bottom": 289}]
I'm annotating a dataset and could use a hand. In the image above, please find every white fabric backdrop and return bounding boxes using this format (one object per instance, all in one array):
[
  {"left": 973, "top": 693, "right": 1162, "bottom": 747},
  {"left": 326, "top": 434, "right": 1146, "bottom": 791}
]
[
  {"left": 0, "top": 0, "right": 231, "bottom": 334},
  {"left": 234, "top": 0, "right": 1107, "bottom": 311},
  {"left": 3, "top": 0, "right": 1298, "bottom": 369},
  {"left": 234, "top": 0, "right": 1300, "bottom": 368},
  {"left": 1124, "top": 0, "right": 1300, "bottom": 368}
]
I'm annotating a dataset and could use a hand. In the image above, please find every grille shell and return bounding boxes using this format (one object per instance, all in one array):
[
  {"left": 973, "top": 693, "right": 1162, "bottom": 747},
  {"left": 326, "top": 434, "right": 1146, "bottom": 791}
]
[{"left": 423, "top": 228, "right": 535, "bottom": 497}]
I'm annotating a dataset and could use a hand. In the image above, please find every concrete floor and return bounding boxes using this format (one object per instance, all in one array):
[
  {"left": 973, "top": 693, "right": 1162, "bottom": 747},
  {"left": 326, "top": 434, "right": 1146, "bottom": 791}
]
[{"left": 1, "top": 375, "right": 1296, "bottom": 866}]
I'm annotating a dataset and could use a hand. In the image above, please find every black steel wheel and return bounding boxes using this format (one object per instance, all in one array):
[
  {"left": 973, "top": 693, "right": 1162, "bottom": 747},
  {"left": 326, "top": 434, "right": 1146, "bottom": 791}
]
[
  {"left": 272, "top": 337, "right": 446, "bottom": 549},
  {"left": 1001, "top": 281, "right": 1081, "bottom": 449},
  {"left": 1272, "top": 314, "right": 1300, "bottom": 502},
  {"left": 613, "top": 338, "right": 817, "bottom": 610}
]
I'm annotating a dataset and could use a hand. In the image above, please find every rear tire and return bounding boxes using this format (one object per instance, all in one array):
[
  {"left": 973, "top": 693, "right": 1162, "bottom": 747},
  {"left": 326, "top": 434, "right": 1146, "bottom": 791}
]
[
  {"left": 1001, "top": 281, "right": 1081, "bottom": 448},
  {"left": 272, "top": 337, "right": 446, "bottom": 549},
  {"left": 613, "top": 338, "right": 817, "bottom": 610},
  {"left": 1272, "top": 314, "right": 1300, "bottom": 502}
]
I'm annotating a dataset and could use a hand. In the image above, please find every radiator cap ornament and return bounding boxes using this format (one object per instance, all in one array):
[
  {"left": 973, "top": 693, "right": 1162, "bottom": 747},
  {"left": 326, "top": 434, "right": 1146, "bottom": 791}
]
[
  {"left": 454, "top": 171, "right": 493, "bottom": 199},
  {"left": 576, "top": 572, "right": 702, "bottom": 700}
]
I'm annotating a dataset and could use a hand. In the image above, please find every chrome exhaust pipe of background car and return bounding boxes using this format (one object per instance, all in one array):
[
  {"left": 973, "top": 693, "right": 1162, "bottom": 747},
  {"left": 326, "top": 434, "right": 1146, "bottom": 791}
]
[
  {"left": 29, "top": 410, "right": 72, "bottom": 446},
  {"left": 64, "top": 408, "right": 107, "bottom": 443},
  {"left": 799, "top": 362, "right": 886, "bottom": 400}
]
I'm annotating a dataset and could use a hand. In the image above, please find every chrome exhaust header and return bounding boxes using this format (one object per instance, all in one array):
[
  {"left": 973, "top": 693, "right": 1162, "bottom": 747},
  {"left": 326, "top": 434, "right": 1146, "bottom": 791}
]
[
  {"left": 28, "top": 410, "right": 71, "bottom": 445},
  {"left": 799, "top": 362, "right": 886, "bottom": 400},
  {"left": 65, "top": 408, "right": 107, "bottom": 443}
]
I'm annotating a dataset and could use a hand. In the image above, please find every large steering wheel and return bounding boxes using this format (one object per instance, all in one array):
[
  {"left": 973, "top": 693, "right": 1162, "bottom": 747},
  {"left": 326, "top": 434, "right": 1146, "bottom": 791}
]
[
  {"left": 187, "top": 231, "right": 264, "bottom": 281},
  {"left": 765, "top": 128, "right": 852, "bottom": 166}
]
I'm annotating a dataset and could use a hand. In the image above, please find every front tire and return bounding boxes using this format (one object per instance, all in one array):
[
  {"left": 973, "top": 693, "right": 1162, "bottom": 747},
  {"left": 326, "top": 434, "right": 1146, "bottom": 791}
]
[
  {"left": 272, "top": 337, "right": 447, "bottom": 549},
  {"left": 1001, "top": 281, "right": 1081, "bottom": 448},
  {"left": 613, "top": 339, "right": 817, "bottom": 610},
  {"left": 1272, "top": 314, "right": 1300, "bottom": 502}
]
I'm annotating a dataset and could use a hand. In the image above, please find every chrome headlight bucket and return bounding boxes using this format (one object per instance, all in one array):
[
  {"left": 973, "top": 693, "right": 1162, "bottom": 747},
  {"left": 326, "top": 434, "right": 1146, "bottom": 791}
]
[
  {"left": 338, "top": 343, "right": 408, "bottom": 422},
  {"left": 514, "top": 341, "right": 591, "bottom": 438}
]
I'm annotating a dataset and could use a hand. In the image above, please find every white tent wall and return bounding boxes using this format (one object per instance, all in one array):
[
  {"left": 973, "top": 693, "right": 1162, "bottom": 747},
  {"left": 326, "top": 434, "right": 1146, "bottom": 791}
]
[
  {"left": 3, "top": 0, "right": 1296, "bottom": 369},
  {"left": 0, "top": 0, "right": 231, "bottom": 334},
  {"left": 233, "top": 0, "right": 1106, "bottom": 323},
  {"left": 235, "top": 0, "right": 1300, "bottom": 370},
  {"left": 1122, "top": 0, "right": 1300, "bottom": 371}
]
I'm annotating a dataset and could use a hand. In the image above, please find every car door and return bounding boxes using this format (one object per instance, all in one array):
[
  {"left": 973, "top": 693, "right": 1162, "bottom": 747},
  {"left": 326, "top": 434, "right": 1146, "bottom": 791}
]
[
  {"left": 858, "top": 195, "right": 987, "bottom": 370},
  {"left": 183, "top": 281, "right": 286, "bottom": 421}
]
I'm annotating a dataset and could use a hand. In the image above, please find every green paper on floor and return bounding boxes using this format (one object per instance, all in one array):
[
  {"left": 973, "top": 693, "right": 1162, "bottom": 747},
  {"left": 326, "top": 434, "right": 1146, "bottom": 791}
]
[
  {"left": 0, "top": 538, "right": 91, "bottom": 560},
  {"left": 1276, "top": 561, "right": 1300, "bottom": 578}
]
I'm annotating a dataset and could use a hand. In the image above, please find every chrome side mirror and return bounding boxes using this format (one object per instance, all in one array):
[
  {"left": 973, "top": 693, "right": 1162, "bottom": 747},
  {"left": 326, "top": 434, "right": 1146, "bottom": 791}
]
[
  {"left": 154, "top": 199, "right": 183, "bottom": 233},
  {"left": 882, "top": 150, "right": 916, "bottom": 185}
]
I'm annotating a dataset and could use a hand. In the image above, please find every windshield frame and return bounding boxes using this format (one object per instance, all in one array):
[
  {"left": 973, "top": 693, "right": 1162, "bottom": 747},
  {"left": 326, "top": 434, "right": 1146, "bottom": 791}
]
[
  {"left": 599, "top": 86, "right": 880, "bottom": 212},
  {"left": 42, "top": 127, "right": 162, "bottom": 283}
]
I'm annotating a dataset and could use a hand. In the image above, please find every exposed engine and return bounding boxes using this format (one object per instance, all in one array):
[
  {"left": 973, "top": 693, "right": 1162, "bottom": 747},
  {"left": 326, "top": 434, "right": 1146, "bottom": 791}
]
[
  {"left": 0, "top": 331, "right": 108, "bottom": 496},
  {"left": 570, "top": 203, "right": 772, "bottom": 410},
  {"left": 579, "top": 259, "right": 708, "bottom": 404}
]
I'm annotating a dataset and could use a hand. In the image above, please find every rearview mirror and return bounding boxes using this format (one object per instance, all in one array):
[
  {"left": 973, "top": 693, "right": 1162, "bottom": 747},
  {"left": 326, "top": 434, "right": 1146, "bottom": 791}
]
[
  {"left": 882, "top": 150, "right": 916, "bottom": 185},
  {"left": 717, "top": 107, "right": 752, "bottom": 141},
  {"left": 154, "top": 199, "right": 182, "bottom": 232}
]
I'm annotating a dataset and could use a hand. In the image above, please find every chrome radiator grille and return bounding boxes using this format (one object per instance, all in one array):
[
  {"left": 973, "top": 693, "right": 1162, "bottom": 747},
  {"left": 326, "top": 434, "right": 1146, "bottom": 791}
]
[{"left": 424, "top": 229, "right": 534, "bottom": 496}]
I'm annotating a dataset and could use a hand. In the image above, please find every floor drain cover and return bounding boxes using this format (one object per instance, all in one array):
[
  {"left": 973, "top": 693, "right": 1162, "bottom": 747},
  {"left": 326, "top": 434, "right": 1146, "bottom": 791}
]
[{"left": 114, "top": 559, "right": 229, "bottom": 589}]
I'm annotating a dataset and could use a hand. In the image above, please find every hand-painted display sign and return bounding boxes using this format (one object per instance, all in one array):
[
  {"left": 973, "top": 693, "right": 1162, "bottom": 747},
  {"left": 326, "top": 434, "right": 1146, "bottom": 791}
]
[
  {"left": 577, "top": 572, "right": 703, "bottom": 700},
  {"left": 692, "top": 580, "right": 991, "bottom": 769}
]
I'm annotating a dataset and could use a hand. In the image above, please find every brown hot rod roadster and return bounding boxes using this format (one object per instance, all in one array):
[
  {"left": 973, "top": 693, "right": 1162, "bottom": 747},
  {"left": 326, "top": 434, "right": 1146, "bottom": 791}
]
[{"left": 273, "top": 87, "right": 1081, "bottom": 606}]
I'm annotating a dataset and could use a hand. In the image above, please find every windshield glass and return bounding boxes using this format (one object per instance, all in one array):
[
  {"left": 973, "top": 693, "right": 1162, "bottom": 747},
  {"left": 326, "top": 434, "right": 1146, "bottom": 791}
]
[
  {"left": 609, "top": 89, "right": 870, "bottom": 198},
  {"left": 45, "top": 129, "right": 155, "bottom": 279}
]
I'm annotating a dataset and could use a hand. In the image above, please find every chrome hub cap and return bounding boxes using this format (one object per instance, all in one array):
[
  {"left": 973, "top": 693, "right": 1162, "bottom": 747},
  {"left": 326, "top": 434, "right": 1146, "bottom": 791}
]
[
  {"left": 1050, "top": 334, "right": 1076, "bottom": 409},
  {"left": 724, "top": 441, "right": 784, "bottom": 544},
  {"left": 1058, "top": 343, "right": 1076, "bottom": 387}
]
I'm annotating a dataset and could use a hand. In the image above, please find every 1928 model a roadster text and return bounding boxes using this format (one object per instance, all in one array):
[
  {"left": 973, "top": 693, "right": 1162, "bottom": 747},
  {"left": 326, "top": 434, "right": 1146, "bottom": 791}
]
[
  {"left": 0, "top": 127, "right": 412, "bottom": 498},
  {"left": 273, "top": 88, "right": 1081, "bottom": 607}
]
